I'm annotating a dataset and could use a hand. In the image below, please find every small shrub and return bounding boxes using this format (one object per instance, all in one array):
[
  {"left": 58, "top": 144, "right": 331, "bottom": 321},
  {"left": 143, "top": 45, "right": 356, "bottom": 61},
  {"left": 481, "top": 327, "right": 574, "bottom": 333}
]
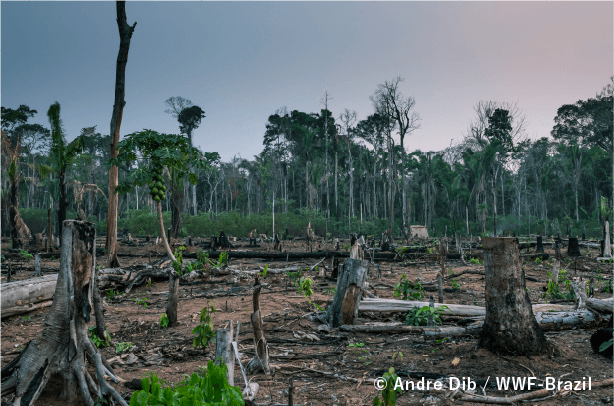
[
  {"left": 129, "top": 361, "right": 244, "bottom": 406},
  {"left": 106, "top": 289, "right": 119, "bottom": 300},
  {"left": 88, "top": 326, "right": 110, "bottom": 348},
  {"left": 193, "top": 301, "right": 216, "bottom": 350},
  {"left": 172, "top": 246, "right": 186, "bottom": 276},
  {"left": 450, "top": 279, "right": 461, "bottom": 290},
  {"left": 393, "top": 274, "right": 424, "bottom": 300},
  {"left": 115, "top": 342, "right": 134, "bottom": 354},
  {"left": 159, "top": 313, "right": 169, "bottom": 328},
  {"left": 404, "top": 305, "right": 452, "bottom": 326},
  {"left": 132, "top": 295, "right": 149, "bottom": 309},
  {"left": 372, "top": 367, "right": 401, "bottom": 406},
  {"left": 20, "top": 249, "right": 33, "bottom": 262}
]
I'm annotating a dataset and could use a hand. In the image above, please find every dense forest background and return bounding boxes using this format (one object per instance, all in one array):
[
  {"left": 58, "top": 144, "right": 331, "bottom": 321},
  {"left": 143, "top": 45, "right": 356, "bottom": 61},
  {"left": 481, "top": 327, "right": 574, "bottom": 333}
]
[{"left": 2, "top": 77, "right": 612, "bottom": 241}]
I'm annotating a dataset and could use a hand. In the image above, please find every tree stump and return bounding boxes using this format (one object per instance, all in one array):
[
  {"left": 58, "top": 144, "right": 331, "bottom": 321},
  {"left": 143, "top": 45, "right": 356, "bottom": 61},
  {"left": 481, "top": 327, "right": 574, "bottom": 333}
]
[
  {"left": 478, "top": 237, "right": 553, "bottom": 356},
  {"left": 327, "top": 258, "right": 369, "bottom": 327},
  {"left": 437, "top": 238, "right": 446, "bottom": 304},
  {"left": 330, "top": 257, "right": 340, "bottom": 280},
  {"left": 214, "top": 322, "right": 235, "bottom": 386},
  {"left": 0, "top": 220, "right": 126, "bottom": 406},
  {"left": 166, "top": 270, "right": 180, "bottom": 327},
  {"left": 603, "top": 221, "right": 612, "bottom": 258},
  {"left": 567, "top": 237, "right": 581, "bottom": 257},
  {"left": 536, "top": 235, "right": 544, "bottom": 253}
]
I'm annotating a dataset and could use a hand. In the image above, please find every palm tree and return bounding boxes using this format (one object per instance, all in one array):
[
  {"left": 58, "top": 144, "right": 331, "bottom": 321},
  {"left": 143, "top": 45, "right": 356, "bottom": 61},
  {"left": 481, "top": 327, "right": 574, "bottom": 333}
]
[{"left": 47, "top": 102, "right": 86, "bottom": 242}]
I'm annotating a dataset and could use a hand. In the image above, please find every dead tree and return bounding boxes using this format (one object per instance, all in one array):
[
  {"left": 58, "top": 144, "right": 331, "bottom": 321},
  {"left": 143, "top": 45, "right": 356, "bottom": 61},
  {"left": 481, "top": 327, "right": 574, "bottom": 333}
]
[
  {"left": 567, "top": 237, "right": 582, "bottom": 257},
  {"left": 478, "top": 237, "right": 553, "bottom": 355},
  {"left": 326, "top": 258, "right": 370, "bottom": 327},
  {"left": 1, "top": 220, "right": 125, "bottom": 406},
  {"left": 246, "top": 278, "right": 270, "bottom": 375},
  {"left": 273, "top": 234, "right": 281, "bottom": 251}
]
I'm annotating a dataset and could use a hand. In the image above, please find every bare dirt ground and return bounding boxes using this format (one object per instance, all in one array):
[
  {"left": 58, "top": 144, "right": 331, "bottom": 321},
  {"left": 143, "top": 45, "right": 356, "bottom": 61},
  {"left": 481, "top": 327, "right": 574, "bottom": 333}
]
[{"left": 1, "top": 237, "right": 612, "bottom": 406}]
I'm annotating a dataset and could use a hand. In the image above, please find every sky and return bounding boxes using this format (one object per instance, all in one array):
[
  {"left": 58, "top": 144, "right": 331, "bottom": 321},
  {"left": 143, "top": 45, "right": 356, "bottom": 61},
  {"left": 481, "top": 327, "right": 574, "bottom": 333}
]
[{"left": 1, "top": 1, "right": 612, "bottom": 162}]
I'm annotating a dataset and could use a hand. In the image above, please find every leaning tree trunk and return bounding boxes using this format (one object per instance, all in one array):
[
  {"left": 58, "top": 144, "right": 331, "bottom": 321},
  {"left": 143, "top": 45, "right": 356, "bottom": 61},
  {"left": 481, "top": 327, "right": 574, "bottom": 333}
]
[
  {"left": 478, "top": 237, "right": 553, "bottom": 356},
  {"left": 156, "top": 200, "right": 175, "bottom": 261},
  {"left": 106, "top": 1, "right": 136, "bottom": 268},
  {"left": 1, "top": 220, "right": 126, "bottom": 406}
]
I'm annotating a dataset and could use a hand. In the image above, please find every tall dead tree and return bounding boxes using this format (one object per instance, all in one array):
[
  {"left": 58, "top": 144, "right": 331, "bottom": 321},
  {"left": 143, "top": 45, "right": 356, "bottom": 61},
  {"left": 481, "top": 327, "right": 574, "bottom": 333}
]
[
  {"left": 1, "top": 220, "right": 125, "bottom": 406},
  {"left": 478, "top": 237, "right": 553, "bottom": 355},
  {"left": 106, "top": 1, "right": 136, "bottom": 268}
]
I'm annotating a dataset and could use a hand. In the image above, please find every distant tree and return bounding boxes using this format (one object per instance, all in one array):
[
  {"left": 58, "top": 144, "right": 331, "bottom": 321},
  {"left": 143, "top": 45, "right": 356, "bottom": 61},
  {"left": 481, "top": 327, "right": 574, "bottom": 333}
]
[
  {"left": 177, "top": 105, "right": 205, "bottom": 215},
  {"left": 12, "top": 123, "right": 51, "bottom": 154},
  {"left": 371, "top": 77, "right": 420, "bottom": 237},
  {"left": 1, "top": 130, "right": 31, "bottom": 248},
  {"left": 164, "top": 96, "right": 193, "bottom": 118},
  {"left": 1, "top": 105, "right": 37, "bottom": 134},
  {"left": 177, "top": 105, "right": 205, "bottom": 146}
]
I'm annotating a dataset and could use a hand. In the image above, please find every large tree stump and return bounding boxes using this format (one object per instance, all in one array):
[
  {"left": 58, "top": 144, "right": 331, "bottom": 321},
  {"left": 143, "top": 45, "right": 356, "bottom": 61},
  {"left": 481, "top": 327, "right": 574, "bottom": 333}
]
[
  {"left": 567, "top": 237, "right": 582, "bottom": 257},
  {"left": 478, "top": 237, "right": 553, "bottom": 356},
  {"left": 326, "top": 258, "right": 370, "bottom": 327},
  {"left": 214, "top": 322, "right": 235, "bottom": 386},
  {"left": 0, "top": 220, "right": 126, "bottom": 406},
  {"left": 536, "top": 235, "right": 544, "bottom": 253}
]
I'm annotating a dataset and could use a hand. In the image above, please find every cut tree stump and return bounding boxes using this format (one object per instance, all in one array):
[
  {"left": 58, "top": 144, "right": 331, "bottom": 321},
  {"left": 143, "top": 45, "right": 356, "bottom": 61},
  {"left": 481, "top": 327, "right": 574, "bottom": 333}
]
[
  {"left": 478, "top": 237, "right": 554, "bottom": 355},
  {"left": 214, "top": 321, "right": 235, "bottom": 386},
  {"left": 536, "top": 235, "right": 544, "bottom": 253},
  {"left": 0, "top": 220, "right": 126, "bottom": 406},
  {"left": 568, "top": 237, "right": 582, "bottom": 257},
  {"left": 326, "top": 258, "right": 370, "bottom": 327}
]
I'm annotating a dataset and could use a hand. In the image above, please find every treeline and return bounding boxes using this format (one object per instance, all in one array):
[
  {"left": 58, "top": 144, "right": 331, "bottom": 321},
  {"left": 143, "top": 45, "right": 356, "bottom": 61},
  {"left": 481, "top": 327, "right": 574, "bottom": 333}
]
[{"left": 2, "top": 77, "right": 612, "bottom": 242}]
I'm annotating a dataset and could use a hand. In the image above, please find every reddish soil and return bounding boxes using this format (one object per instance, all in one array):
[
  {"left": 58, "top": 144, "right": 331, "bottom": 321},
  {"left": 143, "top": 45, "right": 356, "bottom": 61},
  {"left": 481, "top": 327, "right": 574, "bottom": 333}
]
[{"left": 1, "top": 238, "right": 612, "bottom": 406}]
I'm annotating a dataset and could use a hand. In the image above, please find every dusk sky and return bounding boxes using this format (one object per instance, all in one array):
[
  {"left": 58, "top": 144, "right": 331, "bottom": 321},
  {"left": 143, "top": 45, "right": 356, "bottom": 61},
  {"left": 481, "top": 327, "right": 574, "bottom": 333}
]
[{"left": 1, "top": 1, "right": 612, "bottom": 161}]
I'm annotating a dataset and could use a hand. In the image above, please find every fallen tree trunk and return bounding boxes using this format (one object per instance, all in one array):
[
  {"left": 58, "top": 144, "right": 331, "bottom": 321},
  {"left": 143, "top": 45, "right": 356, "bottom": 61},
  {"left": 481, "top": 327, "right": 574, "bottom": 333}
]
[
  {"left": 341, "top": 309, "right": 602, "bottom": 335},
  {"left": 1, "top": 274, "right": 58, "bottom": 318},
  {"left": 357, "top": 298, "right": 576, "bottom": 316}
]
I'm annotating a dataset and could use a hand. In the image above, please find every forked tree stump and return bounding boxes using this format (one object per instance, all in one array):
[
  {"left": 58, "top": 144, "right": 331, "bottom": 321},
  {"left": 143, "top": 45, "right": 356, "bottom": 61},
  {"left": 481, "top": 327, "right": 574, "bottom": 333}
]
[
  {"left": 0, "top": 220, "right": 125, "bottom": 406},
  {"left": 568, "top": 237, "right": 582, "bottom": 257},
  {"left": 327, "top": 258, "right": 370, "bottom": 327},
  {"left": 478, "top": 237, "right": 554, "bottom": 356}
]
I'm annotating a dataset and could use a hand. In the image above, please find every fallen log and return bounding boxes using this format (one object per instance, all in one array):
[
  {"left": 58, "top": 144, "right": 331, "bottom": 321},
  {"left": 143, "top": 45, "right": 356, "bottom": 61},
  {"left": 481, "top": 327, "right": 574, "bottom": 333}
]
[
  {"left": 357, "top": 298, "right": 576, "bottom": 316},
  {"left": 1, "top": 274, "right": 58, "bottom": 318},
  {"left": 342, "top": 309, "right": 602, "bottom": 335}
]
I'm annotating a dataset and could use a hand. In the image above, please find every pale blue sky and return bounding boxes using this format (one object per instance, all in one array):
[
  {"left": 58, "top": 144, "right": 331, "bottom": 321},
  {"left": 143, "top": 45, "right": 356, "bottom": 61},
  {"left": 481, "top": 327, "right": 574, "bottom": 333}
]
[{"left": 2, "top": 1, "right": 612, "bottom": 161}]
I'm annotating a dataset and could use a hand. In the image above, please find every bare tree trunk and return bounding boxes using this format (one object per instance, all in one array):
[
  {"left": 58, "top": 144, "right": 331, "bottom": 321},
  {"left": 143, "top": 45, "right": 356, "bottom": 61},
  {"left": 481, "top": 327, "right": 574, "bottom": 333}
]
[
  {"left": 166, "top": 270, "right": 179, "bottom": 327},
  {"left": 1, "top": 221, "right": 127, "bottom": 406},
  {"left": 478, "top": 237, "right": 553, "bottom": 355},
  {"left": 106, "top": 1, "right": 136, "bottom": 268},
  {"left": 157, "top": 201, "right": 176, "bottom": 261}
]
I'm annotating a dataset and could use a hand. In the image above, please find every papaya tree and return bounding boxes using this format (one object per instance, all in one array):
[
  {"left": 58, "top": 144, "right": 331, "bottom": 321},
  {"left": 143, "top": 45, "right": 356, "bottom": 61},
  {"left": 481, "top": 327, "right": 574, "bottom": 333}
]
[{"left": 109, "top": 129, "right": 219, "bottom": 260}]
